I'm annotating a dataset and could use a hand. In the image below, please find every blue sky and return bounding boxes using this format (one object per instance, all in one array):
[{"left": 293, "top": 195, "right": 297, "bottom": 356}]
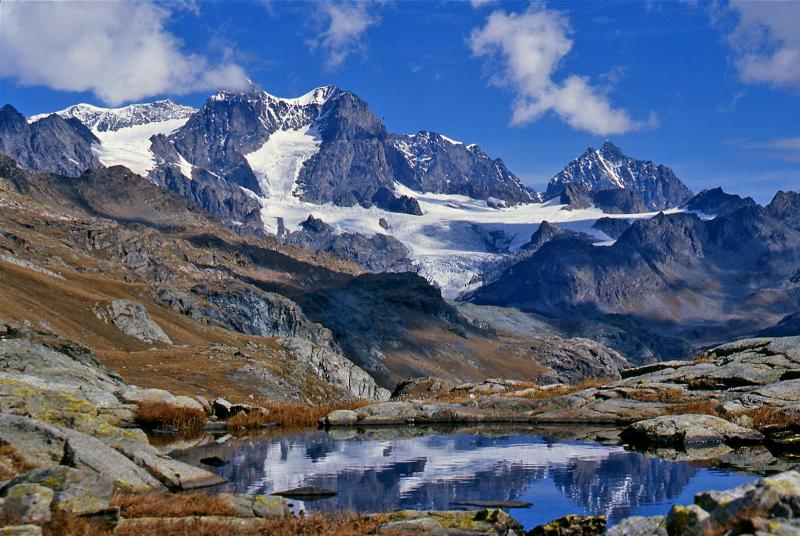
[{"left": 1, "top": 0, "right": 798, "bottom": 202}]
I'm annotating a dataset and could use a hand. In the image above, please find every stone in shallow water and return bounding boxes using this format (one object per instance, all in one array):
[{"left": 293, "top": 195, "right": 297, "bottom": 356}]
[
  {"left": 271, "top": 486, "right": 337, "bottom": 499},
  {"left": 453, "top": 500, "right": 532, "bottom": 508}
]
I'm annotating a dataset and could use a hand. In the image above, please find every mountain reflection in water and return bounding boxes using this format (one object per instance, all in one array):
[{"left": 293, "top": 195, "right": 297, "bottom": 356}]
[{"left": 171, "top": 427, "right": 757, "bottom": 527}]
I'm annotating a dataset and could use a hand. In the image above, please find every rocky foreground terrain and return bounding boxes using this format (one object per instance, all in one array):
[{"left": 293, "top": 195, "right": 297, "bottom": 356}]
[{"left": 0, "top": 326, "right": 798, "bottom": 534}]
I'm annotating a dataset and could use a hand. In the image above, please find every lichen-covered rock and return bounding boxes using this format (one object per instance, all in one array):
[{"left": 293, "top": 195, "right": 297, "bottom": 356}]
[
  {"left": 665, "top": 504, "right": 709, "bottom": 535},
  {"left": 620, "top": 415, "right": 764, "bottom": 448},
  {"left": 606, "top": 516, "right": 666, "bottom": 536},
  {"left": 376, "top": 509, "right": 524, "bottom": 535},
  {"left": 0, "top": 483, "right": 53, "bottom": 523},
  {"left": 1, "top": 466, "right": 113, "bottom": 516},
  {"left": 529, "top": 514, "right": 607, "bottom": 535},
  {"left": 217, "top": 493, "right": 289, "bottom": 519}
]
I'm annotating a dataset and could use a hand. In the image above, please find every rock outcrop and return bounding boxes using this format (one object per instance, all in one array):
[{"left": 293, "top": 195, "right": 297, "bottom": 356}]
[
  {"left": 0, "top": 334, "right": 224, "bottom": 492},
  {"left": 97, "top": 300, "right": 172, "bottom": 344},
  {"left": 322, "top": 336, "right": 800, "bottom": 430}
]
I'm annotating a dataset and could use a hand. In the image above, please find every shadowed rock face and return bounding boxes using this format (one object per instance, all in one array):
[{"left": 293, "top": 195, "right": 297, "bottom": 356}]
[
  {"left": 0, "top": 105, "right": 100, "bottom": 177},
  {"left": 468, "top": 196, "right": 800, "bottom": 353},
  {"left": 282, "top": 215, "right": 413, "bottom": 273},
  {"left": 546, "top": 141, "right": 692, "bottom": 212},
  {"left": 389, "top": 131, "right": 536, "bottom": 205},
  {"left": 683, "top": 187, "right": 757, "bottom": 217},
  {"left": 592, "top": 217, "right": 631, "bottom": 240}
]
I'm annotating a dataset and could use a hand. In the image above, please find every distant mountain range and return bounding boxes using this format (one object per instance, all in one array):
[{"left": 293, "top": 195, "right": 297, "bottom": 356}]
[{"left": 3, "top": 84, "right": 800, "bottom": 362}]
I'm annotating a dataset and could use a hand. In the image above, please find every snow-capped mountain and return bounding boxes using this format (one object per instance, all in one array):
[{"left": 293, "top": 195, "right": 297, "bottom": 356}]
[
  {"left": 28, "top": 99, "right": 195, "bottom": 132},
  {"left": 546, "top": 141, "right": 692, "bottom": 211},
  {"left": 389, "top": 131, "right": 536, "bottom": 205},
  {"left": 4, "top": 88, "right": 698, "bottom": 296}
]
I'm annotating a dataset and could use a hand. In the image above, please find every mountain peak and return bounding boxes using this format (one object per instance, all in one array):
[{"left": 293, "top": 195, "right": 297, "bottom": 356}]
[
  {"left": 547, "top": 141, "right": 692, "bottom": 211},
  {"left": 599, "top": 140, "right": 624, "bottom": 159}
]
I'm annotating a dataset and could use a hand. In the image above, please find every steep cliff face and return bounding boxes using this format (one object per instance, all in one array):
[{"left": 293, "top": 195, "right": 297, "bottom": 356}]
[{"left": 0, "top": 105, "right": 100, "bottom": 177}]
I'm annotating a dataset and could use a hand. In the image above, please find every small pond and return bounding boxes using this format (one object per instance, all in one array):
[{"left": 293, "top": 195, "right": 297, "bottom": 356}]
[{"left": 170, "top": 425, "right": 790, "bottom": 528}]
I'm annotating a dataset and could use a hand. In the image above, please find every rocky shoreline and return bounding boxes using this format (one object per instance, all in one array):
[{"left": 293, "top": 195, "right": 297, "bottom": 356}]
[
  {"left": 1, "top": 328, "right": 798, "bottom": 534},
  {"left": 321, "top": 337, "right": 800, "bottom": 446}
]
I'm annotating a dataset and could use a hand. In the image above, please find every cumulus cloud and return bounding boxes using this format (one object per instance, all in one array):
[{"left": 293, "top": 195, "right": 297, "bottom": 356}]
[
  {"left": 724, "top": 0, "right": 800, "bottom": 91},
  {"left": 310, "top": 1, "right": 379, "bottom": 69},
  {"left": 468, "top": 6, "right": 649, "bottom": 135},
  {"left": 470, "top": 0, "right": 496, "bottom": 8},
  {"left": 0, "top": 1, "right": 249, "bottom": 106}
]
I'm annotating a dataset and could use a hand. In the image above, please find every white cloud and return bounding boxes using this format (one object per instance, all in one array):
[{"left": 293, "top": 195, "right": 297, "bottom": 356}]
[
  {"left": 746, "top": 137, "right": 800, "bottom": 162},
  {"left": 468, "top": 6, "right": 650, "bottom": 135},
  {"left": 722, "top": 1, "right": 800, "bottom": 91},
  {"left": 0, "top": 1, "right": 249, "bottom": 106},
  {"left": 470, "top": 0, "right": 496, "bottom": 8},
  {"left": 310, "top": 1, "right": 379, "bottom": 69}
]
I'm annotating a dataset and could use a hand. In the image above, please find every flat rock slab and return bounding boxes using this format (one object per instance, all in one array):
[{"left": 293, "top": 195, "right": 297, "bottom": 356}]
[
  {"left": 453, "top": 500, "right": 532, "bottom": 508},
  {"left": 620, "top": 414, "right": 764, "bottom": 448},
  {"left": 271, "top": 486, "right": 337, "bottom": 499}
]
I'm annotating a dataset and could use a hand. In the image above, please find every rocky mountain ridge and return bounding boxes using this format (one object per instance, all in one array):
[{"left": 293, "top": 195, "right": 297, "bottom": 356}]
[
  {"left": 468, "top": 190, "right": 800, "bottom": 357},
  {"left": 546, "top": 141, "right": 693, "bottom": 211}
]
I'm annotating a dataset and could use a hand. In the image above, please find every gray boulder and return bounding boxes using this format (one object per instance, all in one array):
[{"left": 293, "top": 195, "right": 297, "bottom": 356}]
[
  {"left": 0, "top": 484, "right": 53, "bottom": 523},
  {"left": 100, "top": 300, "right": 172, "bottom": 344},
  {"left": 1, "top": 466, "right": 113, "bottom": 516},
  {"left": 621, "top": 415, "right": 763, "bottom": 448}
]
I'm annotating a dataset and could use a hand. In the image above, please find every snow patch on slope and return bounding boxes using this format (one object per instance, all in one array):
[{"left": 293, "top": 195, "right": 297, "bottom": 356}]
[
  {"left": 245, "top": 126, "right": 321, "bottom": 201},
  {"left": 92, "top": 118, "right": 190, "bottom": 177}
]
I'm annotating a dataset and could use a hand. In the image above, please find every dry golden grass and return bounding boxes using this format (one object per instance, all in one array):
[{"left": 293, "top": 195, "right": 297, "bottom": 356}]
[
  {"left": 112, "top": 492, "right": 238, "bottom": 518},
  {"left": 666, "top": 400, "right": 720, "bottom": 416},
  {"left": 0, "top": 441, "right": 37, "bottom": 480},
  {"left": 738, "top": 406, "right": 800, "bottom": 430},
  {"left": 35, "top": 507, "right": 386, "bottom": 536},
  {"left": 621, "top": 387, "right": 686, "bottom": 403},
  {"left": 41, "top": 511, "right": 112, "bottom": 536},
  {"left": 111, "top": 512, "right": 387, "bottom": 536},
  {"left": 135, "top": 401, "right": 206, "bottom": 432},
  {"left": 228, "top": 400, "right": 371, "bottom": 431}
]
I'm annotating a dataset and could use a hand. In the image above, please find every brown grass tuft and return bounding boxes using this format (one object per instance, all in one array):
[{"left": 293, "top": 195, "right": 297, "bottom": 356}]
[
  {"left": 738, "top": 406, "right": 800, "bottom": 430},
  {"left": 621, "top": 387, "right": 686, "bottom": 403},
  {"left": 135, "top": 401, "right": 206, "bottom": 432},
  {"left": 42, "top": 510, "right": 112, "bottom": 536},
  {"left": 666, "top": 400, "right": 720, "bottom": 416},
  {"left": 112, "top": 492, "right": 237, "bottom": 518},
  {"left": 111, "top": 511, "right": 386, "bottom": 536},
  {"left": 0, "top": 441, "right": 37, "bottom": 480},
  {"left": 228, "top": 400, "right": 371, "bottom": 431}
]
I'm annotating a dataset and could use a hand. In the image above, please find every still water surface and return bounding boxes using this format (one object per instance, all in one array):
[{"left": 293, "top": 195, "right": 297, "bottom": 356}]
[{"left": 171, "top": 426, "right": 761, "bottom": 528}]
